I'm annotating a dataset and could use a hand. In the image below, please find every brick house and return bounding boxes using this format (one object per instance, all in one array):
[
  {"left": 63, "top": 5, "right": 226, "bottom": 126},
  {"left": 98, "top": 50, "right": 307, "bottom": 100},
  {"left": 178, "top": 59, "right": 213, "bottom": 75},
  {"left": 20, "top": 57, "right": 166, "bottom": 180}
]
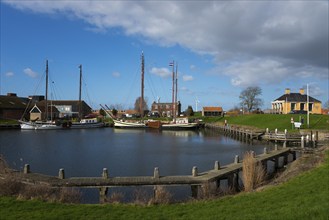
[{"left": 151, "top": 101, "right": 181, "bottom": 117}]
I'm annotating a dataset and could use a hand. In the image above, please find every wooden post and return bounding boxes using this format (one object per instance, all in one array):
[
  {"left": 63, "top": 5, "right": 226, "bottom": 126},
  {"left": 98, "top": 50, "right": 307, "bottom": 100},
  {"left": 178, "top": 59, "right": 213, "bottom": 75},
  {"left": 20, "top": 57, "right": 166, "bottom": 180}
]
[
  {"left": 99, "top": 187, "right": 108, "bottom": 204},
  {"left": 266, "top": 128, "right": 269, "bottom": 134},
  {"left": 283, "top": 154, "right": 288, "bottom": 166},
  {"left": 292, "top": 151, "right": 297, "bottom": 161},
  {"left": 263, "top": 147, "right": 268, "bottom": 154},
  {"left": 262, "top": 161, "right": 268, "bottom": 174},
  {"left": 191, "top": 185, "right": 199, "bottom": 198},
  {"left": 102, "top": 168, "right": 108, "bottom": 179},
  {"left": 301, "top": 136, "right": 305, "bottom": 149},
  {"left": 214, "top": 161, "right": 220, "bottom": 170},
  {"left": 274, "top": 157, "right": 279, "bottom": 170},
  {"left": 283, "top": 141, "right": 287, "bottom": 148},
  {"left": 23, "top": 164, "right": 30, "bottom": 174},
  {"left": 312, "top": 134, "right": 316, "bottom": 148},
  {"left": 192, "top": 166, "right": 198, "bottom": 177},
  {"left": 58, "top": 168, "right": 65, "bottom": 179},
  {"left": 234, "top": 155, "right": 239, "bottom": 164},
  {"left": 154, "top": 167, "right": 160, "bottom": 179},
  {"left": 274, "top": 144, "right": 278, "bottom": 151},
  {"left": 233, "top": 172, "right": 239, "bottom": 191}
]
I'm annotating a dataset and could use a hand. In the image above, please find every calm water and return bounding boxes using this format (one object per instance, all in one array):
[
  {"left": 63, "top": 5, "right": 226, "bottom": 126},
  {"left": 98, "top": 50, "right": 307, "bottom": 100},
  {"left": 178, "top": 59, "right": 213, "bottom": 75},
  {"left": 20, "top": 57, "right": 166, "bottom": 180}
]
[{"left": 0, "top": 127, "right": 270, "bottom": 203}]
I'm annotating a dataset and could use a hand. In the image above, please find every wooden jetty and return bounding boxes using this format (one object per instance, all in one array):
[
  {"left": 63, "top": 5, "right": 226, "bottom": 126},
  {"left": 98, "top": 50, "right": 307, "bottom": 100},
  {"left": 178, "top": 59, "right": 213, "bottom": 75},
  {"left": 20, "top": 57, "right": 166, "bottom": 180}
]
[
  {"left": 205, "top": 124, "right": 264, "bottom": 141},
  {"left": 205, "top": 124, "right": 319, "bottom": 148},
  {"left": 2, "top": 147, "right": 295, "bottom": 202}
]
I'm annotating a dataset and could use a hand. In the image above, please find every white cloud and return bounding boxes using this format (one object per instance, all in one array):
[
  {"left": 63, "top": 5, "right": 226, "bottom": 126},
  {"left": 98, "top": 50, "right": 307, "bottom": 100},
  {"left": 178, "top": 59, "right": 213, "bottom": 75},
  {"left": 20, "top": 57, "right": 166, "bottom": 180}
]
[
  {"left": 4, "top": 1, "right": 328, "bottom": 86},
  {"left": 150, "top": 67, "right": 171, "bottom": 78},
  {"left": 182, "top": 75, "right": 194, "bottom": 81},
  {"left": 112, "top": 71, "right": 120, "bottom": 77},
  {"left": 23, "top": 68, "right": 38, "bottom": 78},
  {"left": 5, "top": 71, "right": 14, "bottom": 77}
]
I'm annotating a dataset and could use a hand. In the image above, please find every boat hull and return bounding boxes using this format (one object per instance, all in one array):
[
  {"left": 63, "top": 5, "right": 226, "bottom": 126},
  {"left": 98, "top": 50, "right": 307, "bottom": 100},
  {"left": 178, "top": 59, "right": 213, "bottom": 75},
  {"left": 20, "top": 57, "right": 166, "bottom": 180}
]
[
  {"left": 113, "top": 120, "right": 147, "bottom": 128},
  {"left": 71, "top": 122, "right": 104, "bottom": 129},
  {"left": 161, "top": 123, "right": 199, "bottom": 130},
  {"left": 19, "top": 121, "right": 63, "bottom": 130}
]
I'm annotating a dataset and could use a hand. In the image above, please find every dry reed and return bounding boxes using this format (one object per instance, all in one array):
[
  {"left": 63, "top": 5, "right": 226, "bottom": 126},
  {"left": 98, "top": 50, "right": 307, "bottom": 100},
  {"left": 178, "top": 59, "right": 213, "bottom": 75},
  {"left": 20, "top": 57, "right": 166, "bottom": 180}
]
[{"left": 242, "top": 151, "right": 266, "bottom": 192}]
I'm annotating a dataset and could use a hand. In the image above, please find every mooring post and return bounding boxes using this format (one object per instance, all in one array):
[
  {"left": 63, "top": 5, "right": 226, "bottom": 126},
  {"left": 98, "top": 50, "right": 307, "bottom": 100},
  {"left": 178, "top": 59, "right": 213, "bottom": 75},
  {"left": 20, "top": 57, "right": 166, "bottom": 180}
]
[
  {"left": 312, "top": 134, "right": 316, "bottom": 148},
  {"left": 274, "top": 143, "right": 278, "bottom": 151},
  {"left": 234, "top": 155, "right": 239, "bottom": 164},
  {"left": 192, "top": 166, "right": 198, "bottom": 177},
  {"left": 99, "top": 187, "right": 108, "bottom": 204},
  {"left": 301, "top": 136, "right": 305, "bottom": 149},
  {"left": 102, "top": 168, "right": 109, "bottom": 179},
  {"left": 266, "top": 128, "right": 269, "bottom": 134},
  {"left": 154, "top": 167, "right": 160, "bottom": 179},
  {"left": 274, "top": 156, "right": 279, "bottom": 170},
  {"left": 283, "top": 141, "right": 287, "bottom": 148},
  {"left": 283, "top": 153, "right": 288, "bottom": 166},
  {"left": 233, "top": 172, "right": 239, "bottom": 192},
  {"left": 306, "top": 135, "right": 310, "bottom": 146},
  {"left": 214, "top": 161, "right": 220, "bottom": 170},
  {"left": 275, "top": 128, "right": 278, "bottom": 134},
  {"left": 191, "top": 185, "right": 199, "bottom": 198},
  {"left": 263, "top": 147, "right": 268, "bottom": 154},
  {"left": 284, "top": 129, "right": 287, "bottom": 140},
  {"left": 23, "top": 164, "right": 30, "bottom": 174},
  {"left": 58, "top": 168, "right": 65, "bottom": 179}
]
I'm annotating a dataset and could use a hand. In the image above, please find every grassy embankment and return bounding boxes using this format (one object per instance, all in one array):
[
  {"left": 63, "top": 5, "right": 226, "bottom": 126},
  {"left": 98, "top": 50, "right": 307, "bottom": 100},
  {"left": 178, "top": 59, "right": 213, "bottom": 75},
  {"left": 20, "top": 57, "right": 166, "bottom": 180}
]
[
  {"left": 199, "top": 114, "right": 329, "bottom": 131},
  {"left": 1, "top": 150, "right": 328, "bottom": 219}
]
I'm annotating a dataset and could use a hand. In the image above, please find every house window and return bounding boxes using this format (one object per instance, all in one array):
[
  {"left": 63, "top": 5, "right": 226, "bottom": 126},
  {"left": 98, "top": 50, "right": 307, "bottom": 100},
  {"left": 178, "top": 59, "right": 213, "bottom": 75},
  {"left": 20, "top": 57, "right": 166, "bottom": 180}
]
[
  {"left": 308, "top": 103, "right": 313, "bottom": 112},
  {"left": 300, "top": 103, "right": 305, "bottom": 111},
  {"left": 291, "top": 103, "right": 296, "bottom": 111}
]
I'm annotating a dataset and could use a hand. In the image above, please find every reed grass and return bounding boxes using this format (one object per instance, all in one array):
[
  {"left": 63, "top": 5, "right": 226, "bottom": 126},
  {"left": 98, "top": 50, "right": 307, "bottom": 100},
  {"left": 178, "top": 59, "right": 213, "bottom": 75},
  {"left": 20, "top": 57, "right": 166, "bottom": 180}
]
[{"left": 242, "top": 151, "right": 266, "bottom": 192}]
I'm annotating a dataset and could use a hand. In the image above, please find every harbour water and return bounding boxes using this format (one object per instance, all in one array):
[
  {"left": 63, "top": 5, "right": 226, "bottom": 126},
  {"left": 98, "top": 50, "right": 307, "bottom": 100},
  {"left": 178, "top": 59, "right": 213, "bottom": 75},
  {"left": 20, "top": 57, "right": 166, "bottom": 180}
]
[{"left": 0, "top": 128, "right": 269, "bottom": 203}]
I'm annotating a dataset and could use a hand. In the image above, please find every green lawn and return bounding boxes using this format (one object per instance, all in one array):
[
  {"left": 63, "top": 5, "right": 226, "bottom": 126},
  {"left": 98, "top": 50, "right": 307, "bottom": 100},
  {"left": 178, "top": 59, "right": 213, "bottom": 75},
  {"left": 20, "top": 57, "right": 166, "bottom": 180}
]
[
  {"left": 1, "top": 151, "right": 328, "bottom": 220},
  {"left": 205, "top": 114, "right": 329, "bottom": 131}
]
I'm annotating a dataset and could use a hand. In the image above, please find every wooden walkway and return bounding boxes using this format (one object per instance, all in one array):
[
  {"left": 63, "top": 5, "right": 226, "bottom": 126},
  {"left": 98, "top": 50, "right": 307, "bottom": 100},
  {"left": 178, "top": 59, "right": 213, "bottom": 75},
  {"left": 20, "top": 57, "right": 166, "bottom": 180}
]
[{"left": 3, "top": 148, "right": 294, "bottom": 198}]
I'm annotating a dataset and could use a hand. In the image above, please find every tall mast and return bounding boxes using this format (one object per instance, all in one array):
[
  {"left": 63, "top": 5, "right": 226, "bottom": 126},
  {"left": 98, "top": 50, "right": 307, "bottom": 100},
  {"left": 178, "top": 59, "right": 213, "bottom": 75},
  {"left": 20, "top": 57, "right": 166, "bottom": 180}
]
[
  {"left": 79, "top": 64, "right": 82, "bottom": 120},
  {"left": 140, "top": 52, "right": 144, "bottom": 117},
  {"left": 45, "top": 60, "right": 49, "bottom": 121},
  {"left": 171, "top": 60, "right": 175, "bottom": 118},
  {"left": 174, "top": 63, "right": 178, "bottom": 122}
]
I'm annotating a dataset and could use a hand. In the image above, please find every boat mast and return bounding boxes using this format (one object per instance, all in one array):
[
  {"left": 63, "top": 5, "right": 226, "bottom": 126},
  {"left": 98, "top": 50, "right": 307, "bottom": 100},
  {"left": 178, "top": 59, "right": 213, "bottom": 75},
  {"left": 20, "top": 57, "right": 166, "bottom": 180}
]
[
  {"left": 171, "top": 60, "right": 175, "bottom": 119},
  {"left": 78, "top": 64, "right": 82, "bottom": 120},
  {"left": 174, "top": 63, "right": 178, "bottom": 122},
  {"left": 45, "top": 60, "right": 49, "bottom": 121},
  {"left": 140, "top": 52, "right": 144, "bottom": 117}
]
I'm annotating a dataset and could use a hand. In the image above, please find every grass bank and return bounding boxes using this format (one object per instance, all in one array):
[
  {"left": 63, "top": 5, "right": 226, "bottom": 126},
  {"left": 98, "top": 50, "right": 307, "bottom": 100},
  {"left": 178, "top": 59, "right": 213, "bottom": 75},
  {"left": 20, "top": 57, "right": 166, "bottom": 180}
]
[
  {"left": 201, "top": 114, "right": 329, "bottom": 131},
  {"left": 1, "top": 149, "right": 328, "bottom": 219}
]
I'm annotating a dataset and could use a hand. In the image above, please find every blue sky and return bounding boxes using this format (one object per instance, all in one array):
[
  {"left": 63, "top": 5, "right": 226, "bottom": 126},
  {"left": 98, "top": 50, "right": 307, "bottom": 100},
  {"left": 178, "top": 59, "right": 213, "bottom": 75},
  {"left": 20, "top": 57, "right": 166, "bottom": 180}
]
[{"left": 1, "top": 1, "right": 328, "bottom": 111}]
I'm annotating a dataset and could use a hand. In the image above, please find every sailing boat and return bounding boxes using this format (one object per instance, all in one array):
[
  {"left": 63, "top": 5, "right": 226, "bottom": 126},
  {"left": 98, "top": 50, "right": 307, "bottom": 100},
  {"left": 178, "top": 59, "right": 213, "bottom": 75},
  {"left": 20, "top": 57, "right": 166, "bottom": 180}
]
[
  {"left": 70, "top": 65, "right": 104, "bottom": 129},
  {"left": 161, "top": 61, "right": 199, "bottom": 130},
  {"left": 110, "top": 52, "right": 148, "bottom": 128},
  {"left": 19, "top": 60, "right": 63, "bottom": 130}
]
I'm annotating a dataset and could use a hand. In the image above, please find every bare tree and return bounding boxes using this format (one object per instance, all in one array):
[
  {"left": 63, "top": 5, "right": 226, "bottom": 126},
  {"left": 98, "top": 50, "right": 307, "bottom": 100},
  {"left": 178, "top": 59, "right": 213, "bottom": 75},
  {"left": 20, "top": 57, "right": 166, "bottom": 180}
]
[
  {"left": 134, "top": 97, "right": 148, "bottom": 113},
  {"left": 239, "top": 86, "right": 263, "bottom": 112}
]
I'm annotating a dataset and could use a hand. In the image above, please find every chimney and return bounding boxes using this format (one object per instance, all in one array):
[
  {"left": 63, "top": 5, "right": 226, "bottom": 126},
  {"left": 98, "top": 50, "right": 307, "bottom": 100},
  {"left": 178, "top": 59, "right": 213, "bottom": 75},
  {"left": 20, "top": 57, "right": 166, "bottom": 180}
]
[
  {"left": 299, "top": 88, "right": 305, "bottom": 95},
  {"left": 285, "top": 88, "right": 290, "bottom": 94}
]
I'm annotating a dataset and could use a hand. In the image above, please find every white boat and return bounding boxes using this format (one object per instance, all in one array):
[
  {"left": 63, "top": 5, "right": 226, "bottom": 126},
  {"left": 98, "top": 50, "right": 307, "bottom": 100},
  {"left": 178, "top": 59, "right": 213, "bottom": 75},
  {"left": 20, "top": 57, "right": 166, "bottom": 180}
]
[
  {"left": 102, "top": 53, "right": 147, "bottom": 129},
  {"left": 159, "top": 62, "right": 199, "bottom": 130},
  {"left": 20, "top": 60, "right": 63, "bottom": 130},
  {"left": 71, "top": 118, "right": 104, "bottom": 129},
  {"left": 161, "top": 118, "right": 199, "bottom": 130},
  {"left": 112, "top": 119, "right": 147, "bottom": 128},
  {"left": 19, "top": 120, "right": 63, "bottom": 130}
]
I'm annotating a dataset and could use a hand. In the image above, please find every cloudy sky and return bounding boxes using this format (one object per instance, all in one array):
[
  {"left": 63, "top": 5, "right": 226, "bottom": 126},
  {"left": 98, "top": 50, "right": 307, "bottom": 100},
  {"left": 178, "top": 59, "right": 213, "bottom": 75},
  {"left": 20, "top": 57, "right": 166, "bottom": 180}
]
[{"left": 1, "top": 1, "right": 328, "bottom": 110}]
